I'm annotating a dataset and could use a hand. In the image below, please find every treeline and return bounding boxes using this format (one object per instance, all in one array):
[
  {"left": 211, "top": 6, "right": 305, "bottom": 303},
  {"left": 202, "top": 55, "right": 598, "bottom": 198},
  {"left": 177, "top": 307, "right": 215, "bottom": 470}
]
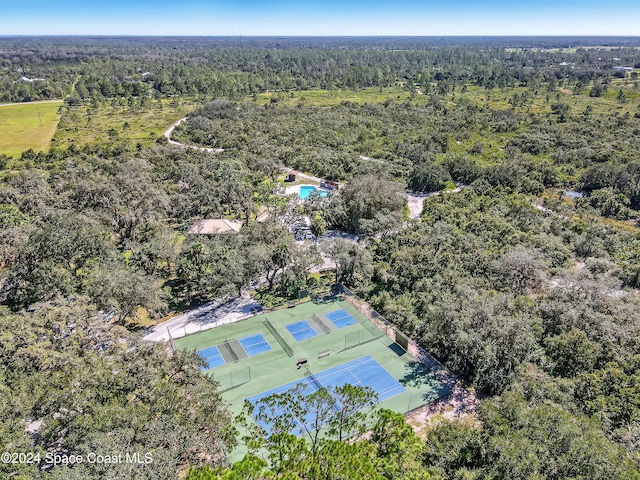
[
  {"left": 2, "top": 37, "right": 640, "bottom": 102},
  {"left": 188, "top": 386, "right": 639, "bottom": 479}
]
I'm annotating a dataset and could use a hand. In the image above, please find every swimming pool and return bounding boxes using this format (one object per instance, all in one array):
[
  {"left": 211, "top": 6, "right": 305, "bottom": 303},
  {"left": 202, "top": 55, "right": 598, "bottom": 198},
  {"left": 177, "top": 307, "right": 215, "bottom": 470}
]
[{"left": 299, "top": 185, "right": 328, "bottom": 199}]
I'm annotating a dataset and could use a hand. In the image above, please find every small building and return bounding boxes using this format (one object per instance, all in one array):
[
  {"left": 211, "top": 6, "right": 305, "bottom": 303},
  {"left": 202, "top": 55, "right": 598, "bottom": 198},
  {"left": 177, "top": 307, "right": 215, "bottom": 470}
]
[
  {"left": 286, "top": 171, "right": 297, "bottom": 182},
  {"left": 321, "top": 180, "right": 341, "bottom": 191},
  {"left": 187, "top": 219, "right": 243, "bottom": 235}
]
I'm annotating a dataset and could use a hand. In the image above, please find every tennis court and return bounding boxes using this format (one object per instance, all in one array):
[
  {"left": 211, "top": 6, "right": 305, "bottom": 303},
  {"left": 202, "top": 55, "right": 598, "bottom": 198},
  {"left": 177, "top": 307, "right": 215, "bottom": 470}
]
[
  {"left": 239, "top": 333, "right": 272, "bottom": 356},
  {"left": 198, "top": 346, "right": 225, "bottom": 369},
  {"left": 285, "top": 310, "right": 346, "bottom": 342},
  {"left": 197, "top": 333, "right": 272, "bottom": 370},
  {"left": 175, "top": 297, "right": 451, "bottom": 437},
  {"left": 286, "top": 320, "right": 319, "bottom": 341},
  {"left": 325, "top": 309, "right": 357, "bottom": 328},
  {"left": 247, "top": 355, "right": 406, "bottom": 433},
  {"left": 248, "top": 355, "right": 405, "bottom": 405}
]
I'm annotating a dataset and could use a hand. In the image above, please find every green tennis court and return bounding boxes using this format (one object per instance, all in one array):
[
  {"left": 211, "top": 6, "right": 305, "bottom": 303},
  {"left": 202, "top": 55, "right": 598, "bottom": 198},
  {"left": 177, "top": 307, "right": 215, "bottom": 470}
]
[
  {"left": 248, "top": 355, "right": 407, "bottom": 434},
  {"left": 196, "top": 333, "right": 272, "bottom": 369},
  {"left": 174, "top": 297, "right": 450, "bottom": 422}
]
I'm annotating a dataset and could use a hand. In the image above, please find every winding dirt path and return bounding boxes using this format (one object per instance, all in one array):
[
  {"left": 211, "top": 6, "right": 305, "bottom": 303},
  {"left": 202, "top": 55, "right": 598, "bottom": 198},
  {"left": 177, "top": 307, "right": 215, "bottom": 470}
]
[
  {"left": 163, "top": 117, "right": 224, "bottom": 153},
  {"left": 407, "top": 187, "right": 462, "bottom": 219}
]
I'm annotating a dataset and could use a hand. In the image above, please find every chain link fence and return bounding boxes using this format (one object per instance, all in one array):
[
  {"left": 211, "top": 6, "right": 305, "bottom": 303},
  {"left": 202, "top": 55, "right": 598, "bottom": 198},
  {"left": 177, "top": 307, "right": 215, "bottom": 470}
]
[{"left": 337, "top": 283, "right": 450, "bottom": 381}]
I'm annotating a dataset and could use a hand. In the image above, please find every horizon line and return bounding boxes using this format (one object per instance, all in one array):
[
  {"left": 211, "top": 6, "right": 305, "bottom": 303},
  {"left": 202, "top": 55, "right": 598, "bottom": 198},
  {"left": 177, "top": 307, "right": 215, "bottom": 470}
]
[{"left": 2, "top": 34, "right": 640, "bottom": 38}]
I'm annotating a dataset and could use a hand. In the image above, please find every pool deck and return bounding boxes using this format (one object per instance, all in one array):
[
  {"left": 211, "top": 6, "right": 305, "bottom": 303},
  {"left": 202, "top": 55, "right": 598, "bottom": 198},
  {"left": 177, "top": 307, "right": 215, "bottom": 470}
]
[{"left": 285, "top": 183, "right": 330, "bottom": 198}]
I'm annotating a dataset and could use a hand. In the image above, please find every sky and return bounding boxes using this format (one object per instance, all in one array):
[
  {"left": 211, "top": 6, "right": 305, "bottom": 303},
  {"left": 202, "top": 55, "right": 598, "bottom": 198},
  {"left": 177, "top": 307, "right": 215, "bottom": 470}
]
[{"left": 0, "top": 0, "right": 639, "bottom": 36}]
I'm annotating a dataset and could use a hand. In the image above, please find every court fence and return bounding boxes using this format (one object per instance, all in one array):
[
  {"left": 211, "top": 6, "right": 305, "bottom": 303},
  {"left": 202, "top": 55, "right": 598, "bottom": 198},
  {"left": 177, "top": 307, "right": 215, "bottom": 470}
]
[
  {"left": 167, "top": 326, "right": 177, "bottom": 352},
  {"left": 164, "top": 282, "right": 450, "bottom": 385},
  {"left": 337, "top": 283, "right": 450, "bottom": 381},
  {"left": 216, "top": 365, "right": 252, "bottom": 392},
  {"left": 164, "top": 284, "right": 334, "bottom": 346},
  {"left": 343, "top": 327, "right": 383, "bottom": 350}
]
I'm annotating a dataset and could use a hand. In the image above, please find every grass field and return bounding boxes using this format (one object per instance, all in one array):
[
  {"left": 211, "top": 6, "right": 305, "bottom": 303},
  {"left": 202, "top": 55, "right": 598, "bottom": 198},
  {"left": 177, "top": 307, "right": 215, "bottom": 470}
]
[
  {"left": 0, "top": 100, "right": 63, "bottom": 157},
  {"left": 52, "top": 98, "right": 199, "bottom": 150},
  {"left": 456, "top": 81, "right": 640, "bottom": 117},
  {"left": 253, "top": 87, "right": 419, "bottom": 107},
  {"left": 174, "top": 297, "right": 450, "bottom": 428},
  {"left": 6, "top": 80, "right": 632, "bottom": 163},
  {"left": 253, "top": 80, "right": 640, "bottom": 117}
]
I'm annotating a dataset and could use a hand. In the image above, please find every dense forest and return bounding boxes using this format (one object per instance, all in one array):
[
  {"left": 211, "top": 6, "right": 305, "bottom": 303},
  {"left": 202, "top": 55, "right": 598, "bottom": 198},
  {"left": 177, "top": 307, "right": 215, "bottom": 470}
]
[
  {"left": 1, "top": 37, "right": 640, "bottom": 479},
  {"left": 3, "top": 36, "right": 640, "bottom": 104}
]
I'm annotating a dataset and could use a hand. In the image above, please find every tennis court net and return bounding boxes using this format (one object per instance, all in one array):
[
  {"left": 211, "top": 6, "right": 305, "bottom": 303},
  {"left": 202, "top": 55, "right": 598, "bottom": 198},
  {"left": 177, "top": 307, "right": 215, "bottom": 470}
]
[
  {"left": 310, "top": 313, "right": 331, "bottom": 334},
  {"left": 220, "top": 339, "right": 239, "bottom": 361},
  {"left": 217, "top": 366, "right": 252, "bottom": 392},
  {"left": 264, "top": 317, "right": 294, "bottom": 357},
  {"left": 305, "top": 368, "right": 323, "bottom": 391}
]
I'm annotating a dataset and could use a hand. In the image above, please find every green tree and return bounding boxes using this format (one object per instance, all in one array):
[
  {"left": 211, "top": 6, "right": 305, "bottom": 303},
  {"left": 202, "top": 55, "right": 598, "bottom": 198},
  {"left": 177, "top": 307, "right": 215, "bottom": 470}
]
[
  {"left": 235, "top": 383, "right": 390, "bottom": 479},
  {"left": 494, "top": 246, "right": 546, "bottom": 295},
  {"left": 337, "top": 174, "right": 406, "bottom": 235},
  {"left": 617, "top": 89, "right": 627, "bottom": 103},
  {"left": 84, "top": 264, "right": 167, "bottom": 324},
  {"left": 0, "top": 203, "right": 29, "bottom": 228},
  {"left": 551, "top": 101, "right": 571, "bottom": 122},
  {"left": 424, "top": 420, "right": 484, "bottom": 478},
  {"left": 323, "top": 238, "right": 373, "bottom": 287},
  {"left": 329, "top": 384, "right": 378, "bottom": 441},
  {"left": 544, "top": 329, "right": 601, "bottom": 377},
  {"left": 0, "top": 300, "right": 235, "bottom": 479},
  {"left": 480, "top": 393, "right": 640, "bottom": 480},
  {"left": 371, "top": 409, "right": 430, "bottom": 479},
  {"left": 310, "top": 211, "right": 327, "bottom": 239},
  {"left": 409, "top": 162, "right": 452, "bottom": 193}
]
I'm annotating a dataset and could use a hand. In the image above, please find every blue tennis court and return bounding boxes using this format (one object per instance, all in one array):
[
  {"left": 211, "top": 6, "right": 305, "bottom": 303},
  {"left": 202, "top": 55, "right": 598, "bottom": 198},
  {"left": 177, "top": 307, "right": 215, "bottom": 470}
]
[
  {"left": 325, "top": 309, "right": 358, "bottom": 328},
  {"left": 285, "top": 320, "right": 318, "bottom": 341},
  {"left": 197, "top": 345, "right": 225, "bottom": 370},
  {"left": 247, "top": 355, "right": 406, "bottom": 434},
  {"left": 239, "top": 333, "right": 272, "bottom": 356}
]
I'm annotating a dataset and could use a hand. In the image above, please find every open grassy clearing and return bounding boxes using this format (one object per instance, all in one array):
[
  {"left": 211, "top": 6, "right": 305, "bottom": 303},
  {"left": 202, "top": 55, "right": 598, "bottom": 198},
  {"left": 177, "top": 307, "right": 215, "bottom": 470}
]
[
  {"left": 48, "top": 77, "right": 638, "bottom": 157},
  {"left": 251, "top": 80, "right": 639, "bottom": 119},
  {"left": 455, "top": 81, "right": 639, "bottom": 117},
  {"left": 0, "top": 100, "right": 63, "bottom": 157},
  {"left": 52, "top": 98, "right": 200, "bottom": 150},
  {"left": 252, "top": 87, "right": 422, "bottom": 107}
]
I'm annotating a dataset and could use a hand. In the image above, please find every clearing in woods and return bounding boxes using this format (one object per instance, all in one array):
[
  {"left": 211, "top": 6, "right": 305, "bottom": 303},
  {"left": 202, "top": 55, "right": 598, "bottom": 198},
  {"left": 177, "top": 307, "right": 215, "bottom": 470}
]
[{"left": 0, "top": 100, "right": 63, "bottom": 157}]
